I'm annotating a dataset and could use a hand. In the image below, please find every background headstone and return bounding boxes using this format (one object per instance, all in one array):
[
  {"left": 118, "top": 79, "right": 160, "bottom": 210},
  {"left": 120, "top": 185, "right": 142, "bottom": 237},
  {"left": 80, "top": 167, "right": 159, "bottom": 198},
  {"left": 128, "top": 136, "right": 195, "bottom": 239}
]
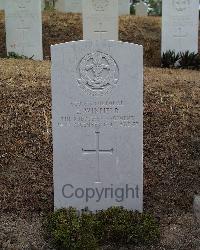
[
  {"left": 55, "top": 0, "right": 65, "bottom": 11},
  {"left": 135, "top": 0, "right": 148, "bottom": 16},
  {"left": 5, "top": 0, "right": 43, "bottom": 60},
  {"left": 0, "top": 0, "right": 4, "bottom": 10},
  {"left": 41, "top": 0, "right": 45, "bottom": 10},
  {"left": 162, "top": 0, "right": 199, "bottom": 54},
  {"left": 51, "top": 40, "right": 143, "bottom": 212},
  {"left": 82, "top": 0, "right": 118, "bottom": 40},
  {"left": 118, "top": 0, "right": 130, "bottom": 16},
  {"left": 55, "top": 0, "right": 82, "bottom": 13}
]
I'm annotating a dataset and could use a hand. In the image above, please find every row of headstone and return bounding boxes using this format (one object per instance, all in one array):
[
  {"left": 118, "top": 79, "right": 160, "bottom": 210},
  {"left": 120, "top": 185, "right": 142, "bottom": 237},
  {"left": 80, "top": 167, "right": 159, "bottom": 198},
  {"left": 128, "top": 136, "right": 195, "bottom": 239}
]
[
  {"left": 3, "top": 0, "right": 200, "bottom": 60},
  {"left": 0, "top": 0, "right": 148, "bottom": 17}
]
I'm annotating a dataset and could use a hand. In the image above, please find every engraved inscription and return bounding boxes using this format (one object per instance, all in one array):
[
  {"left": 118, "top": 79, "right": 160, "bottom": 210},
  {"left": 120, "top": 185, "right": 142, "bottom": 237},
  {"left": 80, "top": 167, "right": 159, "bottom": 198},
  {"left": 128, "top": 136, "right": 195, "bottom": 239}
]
[
  {"left": 77, "top": 51, "right": 119, "bottom": 96},
  {"left": 57, "top": 99, "right": 139, "bottom": 129},
  {"left": 92, "top": 0, "right": 109, "bottom": 11},
  {"left": 82, "top": 131, "right": 114, "bottom": 183}
]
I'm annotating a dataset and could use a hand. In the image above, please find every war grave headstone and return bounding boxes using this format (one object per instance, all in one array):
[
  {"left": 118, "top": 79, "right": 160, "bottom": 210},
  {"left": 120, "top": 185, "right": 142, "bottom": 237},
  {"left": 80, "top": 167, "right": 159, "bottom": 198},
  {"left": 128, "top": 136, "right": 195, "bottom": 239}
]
[
  {"left": 118, "top": 0, "right": 130, "bottom": 16},
  {"left": 82, "top": 0, "right": 118, "bottom": 40},
  {"left": 135, "top": 0, "right": 148, "bottom": 16},
  {"left": 5, "top": 0, "right": 43, "bottom": 60},
  {"left": 0, "top": 0, "right": 4, "bottom": 10},
  {"left": 51, "top": 40, "right": 143, "bottom": 212},
  {"left": 162, "top": 0, "right": 199, "bottom": 54},
  {"left": 55, "top": 0, "right": 82, "bottom": 13}
]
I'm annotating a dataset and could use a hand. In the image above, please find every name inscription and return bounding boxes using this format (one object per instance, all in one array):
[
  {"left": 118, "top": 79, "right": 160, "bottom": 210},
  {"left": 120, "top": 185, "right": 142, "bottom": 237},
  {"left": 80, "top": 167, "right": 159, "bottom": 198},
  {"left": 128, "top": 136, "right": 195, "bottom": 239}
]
[{"left": 57, "top": 100, "right": 139, "bottom": 129}]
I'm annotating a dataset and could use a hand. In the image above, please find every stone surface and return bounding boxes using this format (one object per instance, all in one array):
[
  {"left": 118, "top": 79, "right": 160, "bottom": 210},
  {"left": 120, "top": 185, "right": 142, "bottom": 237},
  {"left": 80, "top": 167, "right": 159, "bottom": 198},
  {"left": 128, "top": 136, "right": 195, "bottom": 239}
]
[
  {"left": 135, "top": 0, "right": 148, "bottom": 16},
  {"left": 162, "top": 0, "right": 199, "bottom": 54},
  {"left": 51, "top": 40, "right": 143, "bottom": 212},
  {"left": 193, "top": 195, "right": 200, "bottom": 224},
  {"left": 118, "top": 0, "right": 130, "bottom": 16},
  {"left": 5, "top": 0, "right": 43, "bottom": 60},
  {"left": 0, "top": 0, "right": 4, "bottom": 10},
  {"left": 55, "top": 0, "right": 82, "bottom": 13},
  {"left": 82, "top": 0, "right": 118, "bottom": 40}
]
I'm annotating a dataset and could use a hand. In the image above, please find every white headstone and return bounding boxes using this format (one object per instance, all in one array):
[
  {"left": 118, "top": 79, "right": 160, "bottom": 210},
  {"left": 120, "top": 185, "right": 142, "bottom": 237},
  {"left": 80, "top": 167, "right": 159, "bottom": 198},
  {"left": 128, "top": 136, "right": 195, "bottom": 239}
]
[
  {"left": 51, "top": 40, "right": 143, "bottom": 212},
  {"left": 0, "top": 0, "right": 4, "bottom": 10},
  {"left": 82, "top": 0, "right": 118, "bottom": 40},
  {"left": 118, "top": 0, "right": 130, "bottom": 15},
  {"left": 162, "top": 0, "right": 199, "bottom": 54},
  {"left": 135, "top": 0, "right": 148, "bottom": 16},
  {"left": 5, "top": 0, "right": 43, "bottom": 60},
  {"left": 55, "top": 0, "right": 82, "bottom": 13}
]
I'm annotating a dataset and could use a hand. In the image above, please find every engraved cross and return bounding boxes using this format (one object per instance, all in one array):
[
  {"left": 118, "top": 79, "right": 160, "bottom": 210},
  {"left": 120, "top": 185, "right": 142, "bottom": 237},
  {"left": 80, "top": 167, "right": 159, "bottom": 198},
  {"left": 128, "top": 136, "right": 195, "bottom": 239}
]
[{"left": 82, "top": 131, "right": 114, "bottom": 183}]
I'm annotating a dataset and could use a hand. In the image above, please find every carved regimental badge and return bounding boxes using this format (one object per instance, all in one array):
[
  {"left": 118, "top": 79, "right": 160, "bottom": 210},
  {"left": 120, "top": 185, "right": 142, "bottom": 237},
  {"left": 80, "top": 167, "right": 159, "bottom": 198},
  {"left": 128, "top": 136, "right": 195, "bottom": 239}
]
[{"left": 77, "top": 51, "right": 119, "bottom": 96}]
